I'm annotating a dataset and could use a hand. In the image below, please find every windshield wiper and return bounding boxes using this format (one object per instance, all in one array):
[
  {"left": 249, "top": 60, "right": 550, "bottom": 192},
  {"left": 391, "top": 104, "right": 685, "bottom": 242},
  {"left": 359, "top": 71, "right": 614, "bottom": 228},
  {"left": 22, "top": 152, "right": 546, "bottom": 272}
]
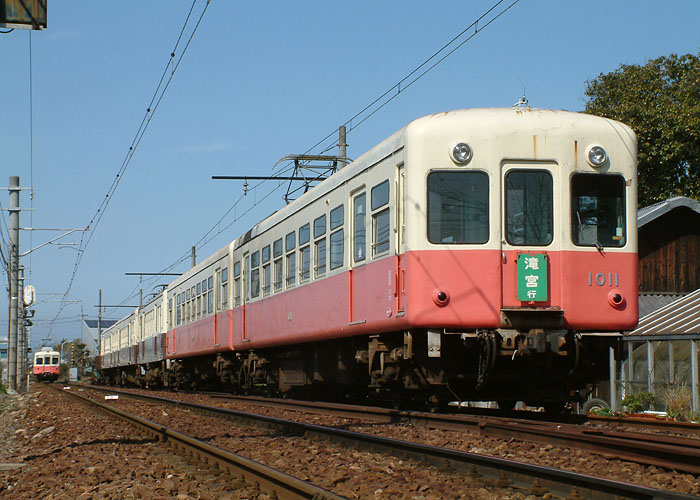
[{"left": 577, "top": 211, "right": 605, "bottom": 255}]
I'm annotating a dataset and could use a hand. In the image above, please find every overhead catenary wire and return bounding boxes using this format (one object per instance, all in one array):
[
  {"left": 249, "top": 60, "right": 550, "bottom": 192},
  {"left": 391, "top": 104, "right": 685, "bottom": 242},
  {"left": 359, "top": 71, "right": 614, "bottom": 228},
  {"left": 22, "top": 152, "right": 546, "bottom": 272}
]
[
  {"left": 102, "top": 0, "right": 523, "bottom": 313},
  {"left": 48, "top": 0, "right": 212, "bottom": 336},
  {"left": 102, "top": 177, "right": 286, "bottom": 315},
  {"left": 29, "top": 30, "right": 34, "bottom": 280},
  {"left": 313, "top": 0, "right": 521, "bottom": 157}
]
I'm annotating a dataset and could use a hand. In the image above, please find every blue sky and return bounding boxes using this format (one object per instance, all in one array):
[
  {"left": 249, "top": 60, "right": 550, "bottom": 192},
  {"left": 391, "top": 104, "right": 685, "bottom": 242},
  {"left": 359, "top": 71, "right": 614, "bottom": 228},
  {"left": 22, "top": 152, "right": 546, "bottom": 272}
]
[{"left": 1, "top": 1, "right": 699, "bottom": 348}]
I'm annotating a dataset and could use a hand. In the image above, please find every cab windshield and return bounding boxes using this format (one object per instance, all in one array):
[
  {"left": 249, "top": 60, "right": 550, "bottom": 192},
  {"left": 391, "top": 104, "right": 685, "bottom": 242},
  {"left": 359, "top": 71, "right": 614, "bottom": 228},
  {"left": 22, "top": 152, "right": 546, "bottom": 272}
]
[
  {"left": 571, "top": 173, "right": 626, "bottom": 247},
  {"left": 427, "top": 171, "right": 489, "bottom": 244}
]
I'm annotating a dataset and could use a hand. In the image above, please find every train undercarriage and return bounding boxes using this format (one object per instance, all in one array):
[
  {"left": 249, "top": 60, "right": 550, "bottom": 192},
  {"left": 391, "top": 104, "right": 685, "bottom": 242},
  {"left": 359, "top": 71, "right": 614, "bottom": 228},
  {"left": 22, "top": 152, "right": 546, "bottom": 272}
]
[{"left": 101, "top": 327, "right": 618, "bottom": 413}]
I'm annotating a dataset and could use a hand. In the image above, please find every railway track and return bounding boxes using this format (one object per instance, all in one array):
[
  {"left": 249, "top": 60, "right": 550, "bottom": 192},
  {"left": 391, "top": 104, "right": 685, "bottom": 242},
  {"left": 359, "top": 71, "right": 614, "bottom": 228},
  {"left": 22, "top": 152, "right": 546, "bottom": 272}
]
[
  {"left": 76, "top": 385, "right": 697, "bottom": 500},
  {"left": 587, "top": 414, "right": 700, "bottom": 437},
  {"left": 193, "top": 390, "right": 700, "bottom": 475},
  {"left": 51, "top": 385, "right": 348, "bottom": 500}
]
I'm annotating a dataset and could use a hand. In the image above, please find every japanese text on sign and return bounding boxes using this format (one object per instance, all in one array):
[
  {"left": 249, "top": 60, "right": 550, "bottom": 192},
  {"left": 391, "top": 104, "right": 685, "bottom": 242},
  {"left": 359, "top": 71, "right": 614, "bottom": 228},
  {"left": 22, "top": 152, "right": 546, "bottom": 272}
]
[{"left": 517, "top": 254, "right": 548, "bottom": 302}]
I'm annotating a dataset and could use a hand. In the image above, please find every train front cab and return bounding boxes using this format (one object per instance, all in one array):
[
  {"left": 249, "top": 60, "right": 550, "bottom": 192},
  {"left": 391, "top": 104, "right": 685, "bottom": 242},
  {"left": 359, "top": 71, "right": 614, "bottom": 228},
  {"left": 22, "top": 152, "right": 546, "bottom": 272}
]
[
  {"left": 394, "top": 109, "right": 638, "bottom": 409},
  {"left": 33, "top": 351, "right": 60, "bottom": 382}
]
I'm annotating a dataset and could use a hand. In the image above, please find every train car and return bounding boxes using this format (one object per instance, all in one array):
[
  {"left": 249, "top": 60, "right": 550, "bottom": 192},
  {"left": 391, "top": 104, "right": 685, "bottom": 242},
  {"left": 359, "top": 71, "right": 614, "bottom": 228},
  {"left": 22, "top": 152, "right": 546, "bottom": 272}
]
[
  {"left": 164, "top": 246, "right": 230, "bottom": 387},
  {"left": 99, "top": 311, "right": 137, "bottom": 384},
  {"left": 33, "top": 348, "right": 60, "bottom": 382},
  {"left": 134, "top": 291, "right": 168, "bottom": 386},
  {"left": 103, "top": 107, "right": 638, "bottom": 410}
]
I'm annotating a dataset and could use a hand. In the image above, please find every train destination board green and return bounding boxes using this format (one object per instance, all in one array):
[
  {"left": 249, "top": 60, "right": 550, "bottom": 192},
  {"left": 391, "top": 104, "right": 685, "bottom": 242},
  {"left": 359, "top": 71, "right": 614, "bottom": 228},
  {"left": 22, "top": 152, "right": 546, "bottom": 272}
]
[{"left": 517, "top": 254, "right": 548, "bottom": 302}]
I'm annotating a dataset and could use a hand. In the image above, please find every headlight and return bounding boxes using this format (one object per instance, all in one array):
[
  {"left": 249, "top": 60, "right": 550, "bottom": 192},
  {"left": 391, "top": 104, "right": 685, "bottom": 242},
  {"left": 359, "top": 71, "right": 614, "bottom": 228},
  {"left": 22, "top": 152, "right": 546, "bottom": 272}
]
[
  {"left": 587, "top": 145, "right": 607, "bottom": 167},
  {"left": 451, "top": 142, "right": 473, "bottom": 165}
]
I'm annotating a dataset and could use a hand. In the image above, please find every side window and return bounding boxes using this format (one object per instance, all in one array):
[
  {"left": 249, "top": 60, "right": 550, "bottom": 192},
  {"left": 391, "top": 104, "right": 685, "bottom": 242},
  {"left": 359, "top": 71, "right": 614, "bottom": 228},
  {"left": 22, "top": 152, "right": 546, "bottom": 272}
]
[
  {"left": 314, "top": 214, "right": 326, "bottom": 278},
  {"left": 251, "top": 251, "right": 260, "bottom": 298},
  {"left": 234, "top": 261, "right": 241, "bottom": 306},
  {"left": 196, "top": 283, "right": 202, "bottom": 318},
  {"left": 371, "top": 180, "right": 390, "bottom": 257},
  {"left": 330, "top": 204, "right": 344, "bottom": 270},
  {"left": 286, "top": 231, "right": 296, "bottom": 288},
  {"left": 353, "top": 192, "right": 366, "bottom": 262},
  {"left": 221, "top": 267, "right": 229, "bottom": 307},
  {"left": 299, "top": 223, "right": 310, "bottom": 283},
  {"left": 207, "top": 277, "right": 214, "bottom": 313},
  {"left": 176, "top": 293, "right": 182, "bottom": 325},
  {"left": 168, "top": 298, "right": 173, "bottom": 329},
  {"left": 262, "top": 245, "right": 271, "bottom": 296},
  {"left": 201, "top": 279, "right": 208, "bottom": 315},
  {"left": 273, "top": 238, "right": 283, "bottom": 292},
  {"left": 190, "top": 286, "right": 195, "bottom": 320}
]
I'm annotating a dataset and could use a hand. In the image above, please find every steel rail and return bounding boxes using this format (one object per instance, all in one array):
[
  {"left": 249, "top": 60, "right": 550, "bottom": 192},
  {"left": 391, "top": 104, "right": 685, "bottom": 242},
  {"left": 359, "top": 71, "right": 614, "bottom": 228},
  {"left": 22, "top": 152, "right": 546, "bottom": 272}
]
[
  {"left": 588, "top": 414, "right": 700, "bottom": 436},
  {"left": 202, "top": 391, "right": 700, "bottom": 474},
  {"left": 54, "top": 386, "right": 348, "bottom": 500},
  {"left": 207, "top": 392, "right": 700, "bottom": 474},
  {"left": 81, "top": 386, "right": 696, "bottom": 500}
]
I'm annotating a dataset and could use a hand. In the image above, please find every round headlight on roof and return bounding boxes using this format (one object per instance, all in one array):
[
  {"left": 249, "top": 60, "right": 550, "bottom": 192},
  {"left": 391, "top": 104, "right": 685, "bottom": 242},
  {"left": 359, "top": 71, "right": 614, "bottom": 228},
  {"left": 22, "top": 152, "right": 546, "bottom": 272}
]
[
  {"left": 451, "top": 142, "right": 473, "bottom": 165},
  {"left": 586, "top": 145, "right": 607, "bottom": 167}
]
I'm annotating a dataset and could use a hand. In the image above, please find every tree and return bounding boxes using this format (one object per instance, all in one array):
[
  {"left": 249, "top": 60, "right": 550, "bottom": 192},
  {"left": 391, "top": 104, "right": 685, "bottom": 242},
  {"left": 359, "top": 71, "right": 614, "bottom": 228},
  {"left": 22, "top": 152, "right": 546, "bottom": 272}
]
[
  {"left": 72, "top": 341, "right": 89, "bottom": 372},
  {"left": 584, "top": 52, "right": 700, "bottom": 207}
]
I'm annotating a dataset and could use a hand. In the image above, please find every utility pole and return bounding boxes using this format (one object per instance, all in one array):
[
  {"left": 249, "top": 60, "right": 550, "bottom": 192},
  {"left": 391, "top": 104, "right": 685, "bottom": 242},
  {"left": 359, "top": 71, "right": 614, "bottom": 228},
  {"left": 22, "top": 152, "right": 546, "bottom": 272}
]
[
  {"left": 338, "top": 126, "right": 348, "bottom": 169},
  {"left": 98, "top": 289, "right": 103, "bottom": 356},
  {"left": 17, "top": 265, "right": 27, "bottom": 392},
  {"left": 191, "top": 246, "right": 196, "bottom": 268},
  {"left": 7, "top": 176, "right": 20, "bottom": 391}
]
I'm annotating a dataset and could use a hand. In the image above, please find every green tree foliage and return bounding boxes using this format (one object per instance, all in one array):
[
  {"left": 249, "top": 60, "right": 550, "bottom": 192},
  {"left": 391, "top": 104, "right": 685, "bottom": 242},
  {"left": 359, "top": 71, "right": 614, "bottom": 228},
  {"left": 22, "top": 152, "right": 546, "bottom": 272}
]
[
  {"left": 584, "top": 52, "right": 700, "bottom": 206},
  {"left": 73, "top": 341, "right": 89, "bottom": 368}
]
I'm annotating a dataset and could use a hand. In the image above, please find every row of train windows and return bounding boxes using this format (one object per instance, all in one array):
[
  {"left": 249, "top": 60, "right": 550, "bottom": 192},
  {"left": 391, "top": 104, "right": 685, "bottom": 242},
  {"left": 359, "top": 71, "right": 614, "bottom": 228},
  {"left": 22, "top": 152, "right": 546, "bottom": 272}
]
[
  {"left": 139, "top": 307, "right": 161, "bottom": 337},
  {"left": 427, "top": 171, "right": 626, "bottom": 247},
  {"left": 233, "top": 179, "right": 391, "bottom": 304},
  {"left": 34, "top": 356, "right": 58, "bottom": 365},
  {"left": 165, "top": 179, "right": 391, "bottom": 323},
  {"left": 171, "top": 274, "right": 224, "bottom": 327}
]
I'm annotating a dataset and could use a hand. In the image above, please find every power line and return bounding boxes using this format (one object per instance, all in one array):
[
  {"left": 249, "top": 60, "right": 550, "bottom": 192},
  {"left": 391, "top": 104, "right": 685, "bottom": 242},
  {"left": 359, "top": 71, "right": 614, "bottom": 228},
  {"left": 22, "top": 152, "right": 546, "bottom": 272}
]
[
  {"left": 313, "top": 0, "right": 521, "bottom": 156},
  {"left": 29, "top": 30, "right": 35, "bottom": 280},
  {"left": 77, "top": 0, "right": 521, "bottom": 317},
  {"left": 48, "top": 0, "right": 212, "bottom": 336},
  {"left": 104, "top": 0, "right": 522, "bottom": 311}
]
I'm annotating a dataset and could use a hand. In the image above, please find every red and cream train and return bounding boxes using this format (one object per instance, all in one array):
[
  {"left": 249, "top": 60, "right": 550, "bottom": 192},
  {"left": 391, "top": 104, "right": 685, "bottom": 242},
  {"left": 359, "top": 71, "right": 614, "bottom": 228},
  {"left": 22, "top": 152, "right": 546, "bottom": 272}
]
[
  {"left": 99, "top": 107, "right": 638, "bottom": 410},
  {"left": 33, "top": 348, "right": 60, "bottom": 382}
]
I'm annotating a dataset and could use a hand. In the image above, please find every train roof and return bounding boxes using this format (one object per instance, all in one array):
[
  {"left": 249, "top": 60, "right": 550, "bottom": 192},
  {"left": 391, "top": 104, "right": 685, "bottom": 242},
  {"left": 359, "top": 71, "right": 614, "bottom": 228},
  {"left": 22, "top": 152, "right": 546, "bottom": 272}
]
[
  {"left": 230, "top": 107, "right": 635, "bottom": 248},
  {"left": 131, "top": 107, "right": 636, "bottom": 304},
  {"left": 34, "top": 349, "right": 59, "bottom": 356},
  {"left": 231, "top": 115, "right": 407, "bottom": 249}
]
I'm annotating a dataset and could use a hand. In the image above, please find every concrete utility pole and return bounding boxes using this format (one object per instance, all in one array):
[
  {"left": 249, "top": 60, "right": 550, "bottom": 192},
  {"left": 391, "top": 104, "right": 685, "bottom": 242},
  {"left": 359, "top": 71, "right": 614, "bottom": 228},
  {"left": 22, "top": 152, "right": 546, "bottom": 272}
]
[
  {"left": 7, "top": 176, "right": 20, "bottom": 391},
  {"left": 191, "top": 245, "right": 196, "bottom": 268},
  {"left": 98, "top": 289, "right": 103, "bottom": 356},
  {"left": 17, "top": 265, "right": 27, "bottom": 392},
  {"left": 338, "top": 126, "right": 348, "bottom": 169}
]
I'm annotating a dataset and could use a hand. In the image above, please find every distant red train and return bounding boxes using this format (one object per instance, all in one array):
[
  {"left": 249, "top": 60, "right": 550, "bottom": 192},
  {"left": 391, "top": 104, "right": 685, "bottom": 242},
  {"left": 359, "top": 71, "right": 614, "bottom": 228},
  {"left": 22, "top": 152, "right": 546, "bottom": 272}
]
[
  {"left": 99, "top": 107, "right": 638, "bottom": 411},
  {"left": 33, "top": 349, "right": 60, "bottom": 382}
]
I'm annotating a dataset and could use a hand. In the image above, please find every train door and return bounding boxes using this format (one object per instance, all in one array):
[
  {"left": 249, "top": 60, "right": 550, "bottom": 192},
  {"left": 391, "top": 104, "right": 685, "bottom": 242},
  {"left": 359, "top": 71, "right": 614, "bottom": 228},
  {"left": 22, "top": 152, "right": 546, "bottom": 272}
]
[
  {"left": 349, "top": 187, "right": 367, "bottom": 324},
  {"left": 213, "top": 266, "right": 220, "bottom": 346},
  {"left": 500, "top": 161, "right": 561, "bottom": 310},
  {"left": 242, "top": 252, "right": 249, "bottom": 341},
  {"left": 396, "top": 164, "right": 405, "bottom": 314}
]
